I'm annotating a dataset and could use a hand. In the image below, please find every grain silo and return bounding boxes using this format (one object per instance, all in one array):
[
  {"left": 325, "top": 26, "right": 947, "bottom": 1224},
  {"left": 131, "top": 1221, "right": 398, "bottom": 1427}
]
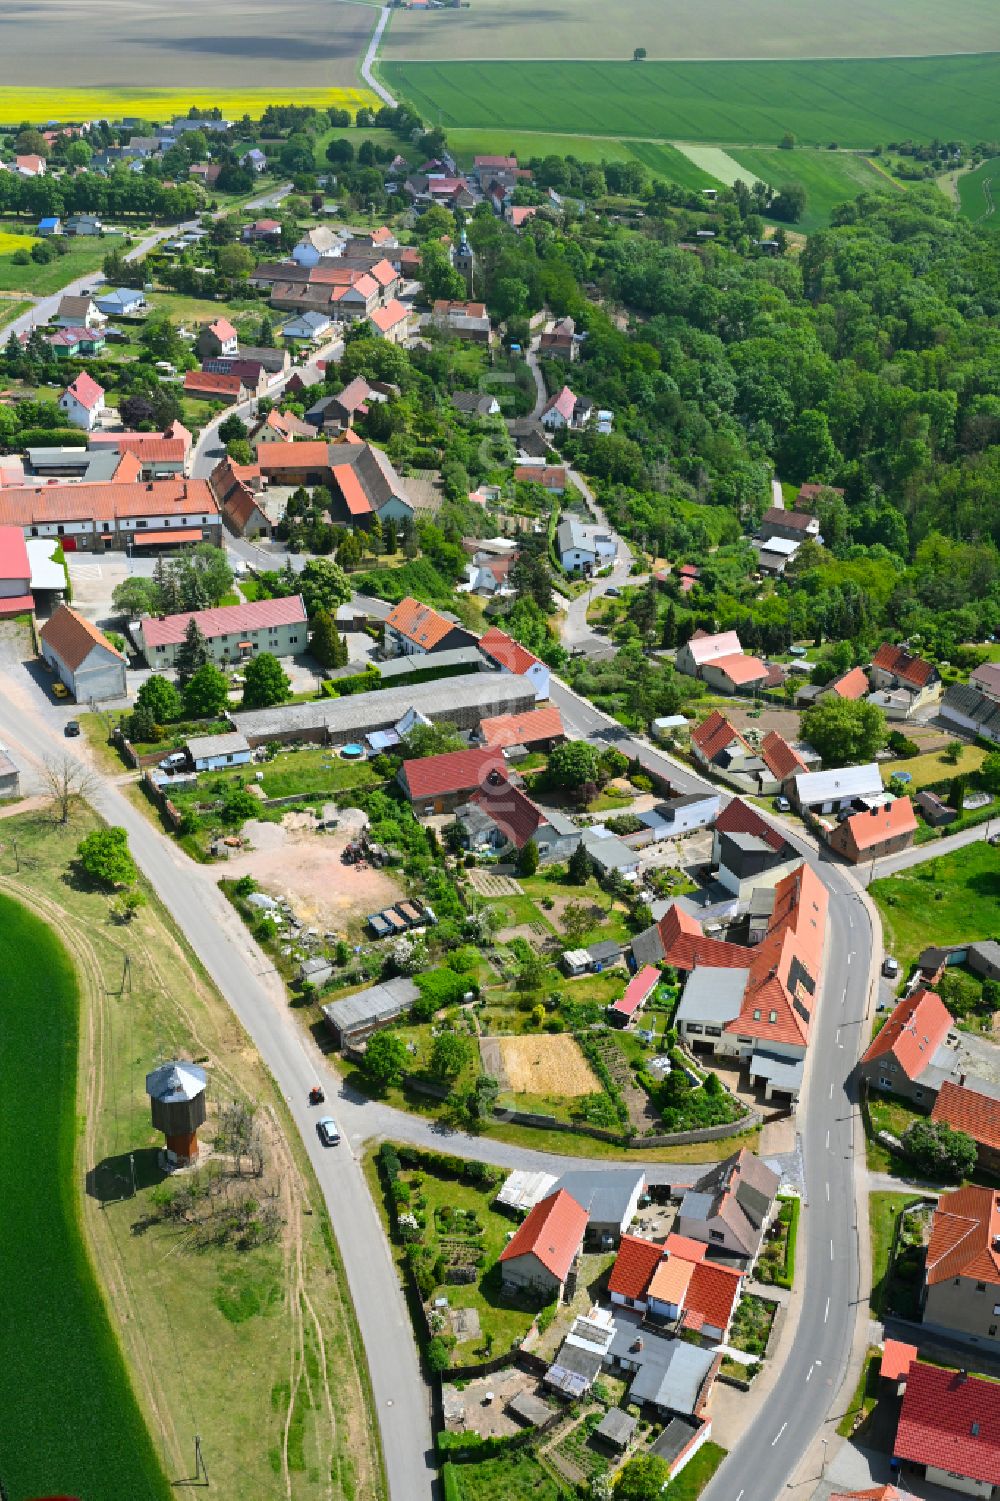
[{"left": 146, "top": 1060, "right": 208, "bottom": 1165}]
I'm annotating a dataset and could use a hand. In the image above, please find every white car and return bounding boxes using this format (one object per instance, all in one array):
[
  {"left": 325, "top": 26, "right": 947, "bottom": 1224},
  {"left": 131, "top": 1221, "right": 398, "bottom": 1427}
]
[{"left": 317, "top": 1117, "right": 340, "bottom": 1146}]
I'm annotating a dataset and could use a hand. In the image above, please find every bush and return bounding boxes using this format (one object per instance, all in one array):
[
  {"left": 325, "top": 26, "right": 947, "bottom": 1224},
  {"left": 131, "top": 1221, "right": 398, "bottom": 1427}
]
[{"left": 902, "top": 1119, "right": 976, "bottom": 1181}]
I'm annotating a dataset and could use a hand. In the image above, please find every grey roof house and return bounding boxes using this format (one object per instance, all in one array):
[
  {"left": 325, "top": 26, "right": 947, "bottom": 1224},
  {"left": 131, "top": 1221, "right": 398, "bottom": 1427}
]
[
  {"left": 677, "top": 1149, "right": 781, "bottom": 1266},
  {"left": 551, "top": 1169, "right": 646, "bottom": 1245}
]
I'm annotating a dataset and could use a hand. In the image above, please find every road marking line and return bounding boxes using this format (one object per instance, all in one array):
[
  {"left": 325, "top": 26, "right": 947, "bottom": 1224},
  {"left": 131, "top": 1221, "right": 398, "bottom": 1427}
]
[
  {"left": 826, "top": 1129, "right": 830, "bottom": 1148},
  {"left": 830, "top": 1239, "right": 834, "bottom": 1261},
  {"left": 825, "top": 1297, "right": 830, "bottom": 1322},
  {"left": 771, "top": 1423, "right": 787, "bottom": 1446},
  {"left": 848, "top": 952, "right": 853, "bottom": 965},
  {"left": 826, "top": 1182, "right": 830, "bottom": 1201},
  {"left": 807, "top": 1363, "right": 815, "bottom": 1381},
  {"left": 829, "top": 1082, "right": 834, "bottom": 1099}
]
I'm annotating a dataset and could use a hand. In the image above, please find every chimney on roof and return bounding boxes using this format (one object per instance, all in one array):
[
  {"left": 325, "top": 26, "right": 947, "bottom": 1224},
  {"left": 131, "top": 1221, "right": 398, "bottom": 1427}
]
[{"left": 959, "top": 1369, "right": 968, "bottom": 1381}]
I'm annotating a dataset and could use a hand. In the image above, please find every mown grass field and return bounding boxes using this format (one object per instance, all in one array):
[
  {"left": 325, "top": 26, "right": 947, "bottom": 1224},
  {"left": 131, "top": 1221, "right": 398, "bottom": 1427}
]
[
  {"left": 0, "top": 85, "right": 378, "bottom": 126},
  {"left": 0, "top": 808, "right": 384, "bottom": 1501},
  {"left": 870, "top": 840, "right": 1000, "bottom": 974},
  {"left": 382, "top": 0, "right": 1000, "bottom": 62},
  {"left": 728, "top": 147, "right": 905, "bottom": 231},
  {"left": 0, "top": 890, "right": 172, "bottom": 1501},
  {"left": 448, "top": 129, "right": 717, "bottom": 189},
  {"left": 383, "top": 53, "right": 1000, "bottom": 148},
  {"left": 0, "top": 235, "right": 121, "bottom": 295},
  {"left": 958, "top": 157, "right": 1000, "bottom": 228},
  {"left": 0, "top": 296, "right": 32, "bottom": 330}
]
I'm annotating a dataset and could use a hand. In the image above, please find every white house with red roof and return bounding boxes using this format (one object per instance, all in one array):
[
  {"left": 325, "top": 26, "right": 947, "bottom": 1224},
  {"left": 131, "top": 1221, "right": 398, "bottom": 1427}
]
[
  {"left": 828, "top": 796, "right": 918, "bottom": 864},
  {"left": 689, "top": 710, "right": 753, "bottom": 772},
  {"left": 134, "top": 595, "right": 307, "bottom": 669},
  {"left": 499, "top": 1188, "right": 588, "bottom": 1299},
  {"left": 197, "top": 317, "right": 239, "bottom": 360},
  {"left": 676, "top": 630, "right": 744, "bottom": 678},
  {"left": 540, "top": 385, "right": 579, "bottom": 430},
  {"left": 58, "top": 372, "right": 105, "bottom": 431},
  {"left": 478, "top": 625, "right": 550, "bottom": 700}
]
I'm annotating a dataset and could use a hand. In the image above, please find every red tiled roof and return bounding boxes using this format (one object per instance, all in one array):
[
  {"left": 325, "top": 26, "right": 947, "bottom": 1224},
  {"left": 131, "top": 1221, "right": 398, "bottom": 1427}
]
[
  {"left": 386, "top": 596, "right": 457, "bottom": 650},
  {"left": 658, "top": 902, "right": 755, "bottom": 973},
  {"left": 829, "top": 1489, "right": 911, "bottom": 1501},
  {"left": 0, "top": 524, "right": 29, "bottom": 581},
  {"left": 761, "top": 731, "right": 807, "bottom": 782},
  {"left": 469, "top": 772, "right": 545, "bottom": 850},
  {"left": 925, "top": 1185, "right": 1000, "bottom": 1287},
  {"left": 714, "top": 797, "right": 786, "bottom": 853},
  {"left": 542, "top": 385, "right": 577, "bottom": 422},
  {"left": 258, "top": 441, "right": 331, "bottom": 472},
  {"left": 683, "top": 1259, "right": 742, "bottom": 1333},
  {"left": 709, "top": 652, "right": 769, "bottom": 686},
  {"left": 861, "top": 988, "right": 952, "bottom": 1082},
  {"left": 894, "top": 1362, "right": 1000, "bottom": 1485},
  {"left": 183, "top": 370, "right": 244, "bottom": 397},
  {"left": 0, "top": 478, "right": 216, "bottom": 527},
  {"left": 514, "top": 465, "right": 566, "bottom": 487},
  {"left": 725, "top": 863, "right": 829, "bottom": 1048},
  {"left": 330, "top": 461, "right": 372, "bottom": 516},
  {"left": 139, "top": 594, "right": 306, "bottom": 649},
  {"left": 829, "top": 665, "right": 870, "bottom": 699},
  {"left": 131, "top": 529, "right": 204, "bottom": 546},
  {"left": 40, "top": 603, "right": 124, "bottom": 670},
  {"left": 880, "top": 1340, "right": 917, "bottom": 1382},
  {"left": 761, "top": 506, "right": 815, "bottom": 531},
  {"left": 64, "top": 371, "right": 104, "bottom": 410},
  {"left": 208, "top": 316, "right": 238, "bottom": 342},
  {"left": 932, "top": 1081, "right": 1000, "bottom": 1156},
  {"left": 479, "top": 626, "right": 542, "bottom": 677},
  {"left": 499, "top": 1189, "right": 587, "bottom": 1281},
  {"left": 608, "top": 1234, "right": 663, "bottom": 1301},
  {"left": 836, "top": 798, "right": 917, "bottom": 853},
  {"left": 871, "top": 642, "right": 936, "bottom": 689},
  {"left": 479, "top": 706, "right": 563, "bottom": 750},
  {"left": 690, "top": 710, "right": 747, "bottom": 763},
  {"left": 610, "top": 966, "right": 660, "bottom": 1019},
  {"left": 797, "top": 484, "right": 844, "bottom": 502},
  {"left": 370, "top": 298, "right": 409, "bottom": 333},
  {"left": 401, "top": 747, "right": 509, "bottom": 803},
  {"left": 112, "top": 437, "right": 186, "bottom": 464}
]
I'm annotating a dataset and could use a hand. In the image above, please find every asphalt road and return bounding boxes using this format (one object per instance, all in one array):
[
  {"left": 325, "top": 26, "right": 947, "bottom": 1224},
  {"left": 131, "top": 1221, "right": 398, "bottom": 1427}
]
[
  {"left": 547, "top": 685, "right": 872, "bottom": 1501},
  {"left": 362, "top": 7, "right": 396, "bottom": 106}
]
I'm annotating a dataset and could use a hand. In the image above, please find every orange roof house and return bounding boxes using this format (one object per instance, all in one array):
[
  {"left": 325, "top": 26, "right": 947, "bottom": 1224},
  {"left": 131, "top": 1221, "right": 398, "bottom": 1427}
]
[
  {"left": 880, "top": 1340, "right": 917, "bottom": 1383},
  {"left": 499, "top": 1189, "right": 588, "bottom": 1295},
  {"left": 39, "top": 603, "right": 127, "bottom": 701},
  {"left": 826, "top": 665, "right": 870, "bottom": 700},
  {"left": 932, "top": 1081, "right": 1000, "bottom": 1165},
  {"left": 690, "top": 710, "right": 750, "bottom": 767},
  {"left": 924, "top": 1185, "right": 1000, "bottom": 1289},
  {"left": 760, "top": 730, "right": 808, "bottom": 783},
  {"left": 385, "top": 596, "right": 474, "bottom": 656},
  {"left": 859, "top": 988, "right": 953, "bottom": 1090},
  {"left": 479, "top": 705, "right": 564, "bottom": 751},
  {"left": 608, "top": 1234, "right": 664, "bottom": 1305},
  {"left": 828, "top": 798, "right": 918, "bottom": 864},
  {"left": 871, "top": 643, "right": 937, "bottom": 691}
]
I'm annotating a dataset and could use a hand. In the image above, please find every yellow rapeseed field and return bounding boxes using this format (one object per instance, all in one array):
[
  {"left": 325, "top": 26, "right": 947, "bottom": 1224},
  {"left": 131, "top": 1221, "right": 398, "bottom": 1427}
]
[
  {"left": 0, "top": 231, "right": 38, "bottom": 255},
  {"left": 0, "top": 86, "right": 379, "bottom": 126}
]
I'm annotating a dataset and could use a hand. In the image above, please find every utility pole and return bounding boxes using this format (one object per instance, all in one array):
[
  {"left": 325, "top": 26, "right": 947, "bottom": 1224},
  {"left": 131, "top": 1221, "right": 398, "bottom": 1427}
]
[{"left": 195, "top": 1434, "right": 209, "bottom": 1486}]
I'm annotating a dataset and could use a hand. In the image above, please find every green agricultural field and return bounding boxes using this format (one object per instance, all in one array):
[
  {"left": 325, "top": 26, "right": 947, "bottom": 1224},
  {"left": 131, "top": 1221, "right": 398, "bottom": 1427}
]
[
  {"left": 383, "top": 53, "right": 1000, "bottom": 149},
  {"left": 0, "top": 892, "right": 171, "bottom": 1501},
  {"left": 728, "top": 146, "right": 905, "bottom": 231},
  {"left": 0, "top": 234, "right": 122, "bottom": 295},
  {"left": 958, "top": 157, "right": 1000, "bottom": 228},
  {"left": 675, "top": 143, "right": 765, "bottom": 188},
  {"left": 447, "top": 129, "right": 716, "bottom": 189},
  {"left": 382, "top": 0, "right": 1000, "bottom": 63}
]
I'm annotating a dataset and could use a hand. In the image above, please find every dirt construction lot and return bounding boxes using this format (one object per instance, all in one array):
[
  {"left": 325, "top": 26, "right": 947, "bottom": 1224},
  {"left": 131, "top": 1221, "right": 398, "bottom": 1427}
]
[
  {"left": 222, "top": 816, "right": 402, "bottom": 934},
  {"left": 484, "top": 1033, "right": 599, "bottom": 1096}
]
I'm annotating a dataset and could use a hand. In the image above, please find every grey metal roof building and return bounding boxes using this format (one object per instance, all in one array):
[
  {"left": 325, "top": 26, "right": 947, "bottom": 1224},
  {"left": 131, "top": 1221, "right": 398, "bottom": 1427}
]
[
  {"left": 675, "top": 967, "right": 750, "bottom": 1027},
  {"left": 321, "top": 977, "right": 419, "bottom": 1047},
  {"left": 376, "top": 646, "right": 485, "bottom": 681},
  {"left": 791, "top": 762, "right": 883, "bottom": 809},
  {"left": 231, "top": 672, "right": 536, "bottom": 745},
  {"left": 622, "top": 1335, "right": 715, "bottom": 1415},
  {"left": 550, "top": 1169, "right": 645, "bottom": 1231}
]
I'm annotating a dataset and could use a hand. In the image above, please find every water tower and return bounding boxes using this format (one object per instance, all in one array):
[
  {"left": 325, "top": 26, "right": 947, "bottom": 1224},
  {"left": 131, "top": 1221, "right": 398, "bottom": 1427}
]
[{"left": 146, "top": 1060, "right": 208, "bottom": 1165}]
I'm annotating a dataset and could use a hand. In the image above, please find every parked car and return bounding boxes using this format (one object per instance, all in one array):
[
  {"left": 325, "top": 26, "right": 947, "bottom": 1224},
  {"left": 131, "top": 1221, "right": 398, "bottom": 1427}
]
[
  {"left": 158, "top": 751, "right": 187, "bottom": 772},
  {"left": 775, "top": 795, "right": 791, "bottom": 812},
  {"left": 882, "top": 955, "right": 899, "bottom": 978},
  {"left": 64, "top": 720, "right": 80, "bottom": 737},
  {"left": 317, "top": 1117, "right": 340, "bottom": 1146},
  {"left": 52, "top": 681, "right": 69, "bottom": 699}
]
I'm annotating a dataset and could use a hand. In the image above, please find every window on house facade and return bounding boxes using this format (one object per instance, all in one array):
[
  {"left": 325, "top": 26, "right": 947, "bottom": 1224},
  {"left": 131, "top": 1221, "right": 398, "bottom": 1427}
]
[{"left": 709, "top": 1230, "right": 724, "bottom": 1243}]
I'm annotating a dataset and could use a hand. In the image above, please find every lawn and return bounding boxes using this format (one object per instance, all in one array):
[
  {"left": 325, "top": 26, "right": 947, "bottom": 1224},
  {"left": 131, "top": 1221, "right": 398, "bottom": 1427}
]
[
  {"left": 727, "top": 147, "right": 903, "bottom": 233},
  {"left": 0, "top": 296, "right": 32, "bottom": 331},
  {"left": 0, "top": 86, "right": 378, "bottom": 126},
  {"left": 881, "top": 742, "right": 986, "bottom": 790},
  {"left": 0, "top": 234, "right": 122, "bottom": 295},
  {"left": 0, "top": 890, "right": 172, "bottom": 1501},
  {"left": 147, "top": 290, "right": 263, "bottom": 328},
  {"left": 0, "top": 807, "right": 383, "bottom": 1501},
  {"left": 381, "top": 0, "right": 1000, "bottom": 63},
  {"left": 446, "top": 129, "right": 716, "bottom": 189},
  {"left": 383, "top": 54, "right": 1000, "bottom": 149},
  {"left": 447, "top": 1452, "right": 565, "bottom": 1501},
  {"left": 869, "top": 1191, "right": 926, "bottom": 1319},
  {"left": 869, "top": 840, "right": 1000, "bottom": 974},
  {"left": 661, "top": 1441, "right": 727, "bottom": 1499},
  {"left": 837, "top": 1347, "right": 882, "bottom": 1438},
  {"left": 958, "top": 157, "right": 1000, "bottom": 228}
]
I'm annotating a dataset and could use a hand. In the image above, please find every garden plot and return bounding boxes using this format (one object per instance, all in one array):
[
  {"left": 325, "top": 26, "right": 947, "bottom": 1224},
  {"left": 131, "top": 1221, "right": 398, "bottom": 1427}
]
[
  {"left": 468, "top": 870, "right": 523, "bottom": 898},
  {"left": 674, "top": 143, "right": 765, "bottom": 188},
  {"left": 486, "top": 1033, "right": 600, "bottom": 1096}
]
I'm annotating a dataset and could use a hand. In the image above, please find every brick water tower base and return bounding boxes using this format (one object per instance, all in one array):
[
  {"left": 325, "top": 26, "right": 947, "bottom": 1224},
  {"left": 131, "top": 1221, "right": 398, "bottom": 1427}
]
[{"left": 165, "top": 1130, "right": 199, "bottom": 1165}]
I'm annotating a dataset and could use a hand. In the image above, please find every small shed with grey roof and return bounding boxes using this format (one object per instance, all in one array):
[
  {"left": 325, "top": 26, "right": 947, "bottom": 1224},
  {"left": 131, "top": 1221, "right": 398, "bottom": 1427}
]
[
  {"left": 551, "top": 1169, "right": 645, "bottom": 1245},
  {"left": 650, "top": 1415, "right": 706, "bottom": 1473},
  {"left": 321, "top": 977, "right": 418, "bottom": 1048},
  {"left": 507, "top": 1391, "right": 552, "bottom": 1428},
  {"left": 186, "top": 730, "right": 251, "bottom": 771},
  {"left": 496, "top": 1168, "right": 558, "bottom": 1216},
  {"left": 594, "top": 1408, "right": 636, "bottom": 1451},
  {"left": 231, "top": 673, "right": 536, "bottom": 746}
]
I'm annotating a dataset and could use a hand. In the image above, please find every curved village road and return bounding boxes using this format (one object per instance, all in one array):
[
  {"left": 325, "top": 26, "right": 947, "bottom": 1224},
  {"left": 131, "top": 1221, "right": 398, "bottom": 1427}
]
[
  {"left": 0, "top": 644, "right": 875, "bottom": 1501},
  {"left": 361, "top": 8, "right": 397, "bottom": 107}
]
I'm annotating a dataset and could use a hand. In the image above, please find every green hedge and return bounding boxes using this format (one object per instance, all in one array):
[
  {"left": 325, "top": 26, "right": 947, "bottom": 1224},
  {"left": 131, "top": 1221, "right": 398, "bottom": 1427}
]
[
  {"left": 441, "top": 1462, "right": 462, "bottom": 1501},
  {"left": 436, "top": 1429, "right": 534, "bottom": 1460},
  {"left": 780, "top": 1195, "right": 800, "bottom": 1289},
  {"left": 394, "top": 1142, "right": 502, "bottom": 1189}
]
